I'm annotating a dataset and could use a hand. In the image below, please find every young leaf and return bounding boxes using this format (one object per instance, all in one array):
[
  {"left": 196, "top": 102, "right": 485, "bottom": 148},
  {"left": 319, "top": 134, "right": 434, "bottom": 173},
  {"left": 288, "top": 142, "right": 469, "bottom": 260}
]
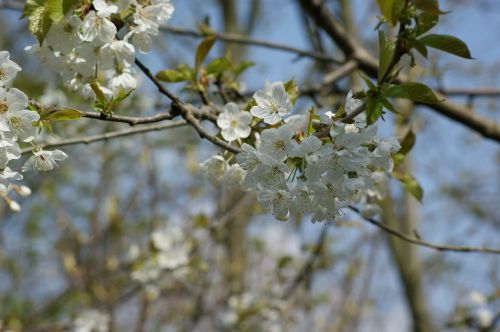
[
  {"left": 415, "top": 12, "right": 438, "bottom": 36},
  {"left": 376, "top": 0, "right": 405, "bottom": 26},
  {"left": 284, "top": 79, "right": 299, "bottom": 106},
  {"left": 48, "top": 0, "right": 64, "bottom": 23},
  {"left": 393, "top": 172, "right": 424, "bottom": 202},
  {"left": 90, "top": 81, "right": 108, "bottom": 104},
  {"left": 22, "top": 0, "right": 44, "bottom": 18},
  {"left": 398, "top": 129, "right": 416, "bottom": 155},
  {"left": 29, "top": 6, "right": 53, "bottom": 44},
  {"left": 380, "top": 97, "right": 399, "bottom": 114},
  {"left": 47, "top": 108, "right": 81, "bottom": 121},
  {"left": 194, "top": 35, "right": 216, "bottom": 75},
  {"left": 411, "top": 38, "right": 428, "bottom": 58},
  {"left": 365, "top": 97, "right": 384, "bottom": 125},
  {"left": 206, "top": 57, "right": 231, "bottom": 76},
  {"left": 234, "top": 60, "right": 255, "bottom": 76},
  {"left": 156, "top": 64, "right": 193, "bottom": 83},
  {"left": 418, "top": 34, "right": 473, "bottom": 59},
  {"left": 411, "top": 0, "right": 441, "bottom": 15},
  {"left": 360, "top": 74, "right": 376, "bottom": 90},
  {"left": 378, "top": 30, "right": 395, "bottom": 82},
  {"left": 384, "top": 82, "right": 441, "bottom": 104}
]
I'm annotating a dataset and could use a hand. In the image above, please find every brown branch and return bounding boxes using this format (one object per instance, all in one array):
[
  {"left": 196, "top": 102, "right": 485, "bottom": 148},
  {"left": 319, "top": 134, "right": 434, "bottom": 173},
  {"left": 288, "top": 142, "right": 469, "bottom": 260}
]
[
  {"left": 298, "top": 0, "right": 500, "bottom": 143},
  {"left": 134, "top": 57, "right": 241, "bottom": 154},
  {"left": 177, "top": 104, "right": 241, "bottom": 154},
  {"left": 21, "top": 121, "right": 187, "bottom": 155},
  {"left": 349, "top": 206, "right": 500, "bottom": 254},
  {"left": 160, "top": 25, "right": 343, "bottom": 64},
  {"left": 80, "top": 110, "right": 175, "bottom": 125}
]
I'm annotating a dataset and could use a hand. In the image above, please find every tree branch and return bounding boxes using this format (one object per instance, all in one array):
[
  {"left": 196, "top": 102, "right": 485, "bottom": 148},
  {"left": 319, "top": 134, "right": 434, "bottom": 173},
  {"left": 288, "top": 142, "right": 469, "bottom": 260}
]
[
  {"left": 349, "top": 206, "right": 500, "bottom": 254},
  {"left": 134, "top": 57, "right": 241, "bottom": 154},
  {"left": 21, "top": 120, "right": 187, "bottom": 154},
  {"left": 160, "top": 25, "right": 343, "bottom": 64}
]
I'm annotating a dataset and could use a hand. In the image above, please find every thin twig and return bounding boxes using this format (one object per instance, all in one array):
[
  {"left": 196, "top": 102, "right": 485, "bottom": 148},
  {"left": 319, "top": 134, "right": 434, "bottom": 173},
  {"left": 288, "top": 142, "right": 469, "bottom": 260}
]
[
  {"left": 21, "top": 121, "right": 187, "bottom": 155},
  {"left": 179, "top": 105, "right": 241, "bottom": 154},
  {"left": 160, "top": 25, "right": 343, "bottom": 64},
  {"left": 349, "top": 206, "right": 500, "bottom": 254},
  {"left": 80, "top": 110, "right": 175, "bottom": 125}
]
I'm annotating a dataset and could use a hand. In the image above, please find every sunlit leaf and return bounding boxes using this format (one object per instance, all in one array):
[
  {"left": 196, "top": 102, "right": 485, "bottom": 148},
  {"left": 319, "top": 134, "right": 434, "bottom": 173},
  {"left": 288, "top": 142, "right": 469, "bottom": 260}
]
[
  {"left": 419, "top": 34, "right": 473, "bottom": 59},
  {"left": 384, "top": 82, "right": 441, "bottom": 103}
]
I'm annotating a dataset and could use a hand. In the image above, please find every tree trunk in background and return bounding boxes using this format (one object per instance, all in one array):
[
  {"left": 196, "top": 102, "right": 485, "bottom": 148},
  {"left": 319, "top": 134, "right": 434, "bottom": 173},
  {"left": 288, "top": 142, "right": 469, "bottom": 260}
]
[
  {"left": 382, "top": 98, "right": 435, "bottom": 332},
  {"left": 217, "top": 0, "right": 256, "bottom": 296}
]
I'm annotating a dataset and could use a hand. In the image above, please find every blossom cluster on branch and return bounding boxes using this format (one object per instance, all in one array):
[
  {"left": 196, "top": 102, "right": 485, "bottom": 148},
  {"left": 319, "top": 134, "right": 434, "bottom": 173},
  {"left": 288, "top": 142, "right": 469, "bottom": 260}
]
[
  {"left": 202, "top": 85, "right": 400, "bottom": 223},
  {"left": 0, "top": 51, "right": 67, "bottom": 211},
  {"left": 27, "top": 0, "right": 174, "bottom": 100}
]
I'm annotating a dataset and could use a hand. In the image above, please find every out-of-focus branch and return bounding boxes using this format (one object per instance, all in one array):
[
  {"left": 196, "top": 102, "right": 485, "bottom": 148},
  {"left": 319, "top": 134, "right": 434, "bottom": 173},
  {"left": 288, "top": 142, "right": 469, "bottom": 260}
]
[
  {"left": 21, "top": 120, "right": 187, "bottom": 154},
  {"left": 298, "top": 0, "right": 500, "bottom": 143},
  {"left": 160, "top": 25, "right": 343, "bottom": 64},
  {"left": 283, "top": 223, "right": 330, "bottom": 298},
  {"left": 349, "top": 206, "right": 500, "bottom": 254},
  {"left": 0, "top": 0, "right": 22, "bottom": 10}
]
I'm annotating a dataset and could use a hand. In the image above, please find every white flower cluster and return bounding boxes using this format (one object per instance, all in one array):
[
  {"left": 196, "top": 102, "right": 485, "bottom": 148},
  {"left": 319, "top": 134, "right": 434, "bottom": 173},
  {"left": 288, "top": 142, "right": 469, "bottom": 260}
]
[
  {"left": 130, "top": 227, "right": 191, "bottom": 287},
  {"left": 27, "top": 0, "right": 174, "bottom": 99},
  {"left": 202, "top": 86, "right": 401, "bottom": 222},
  {"left": 73, "top": 309, "right": 110, "bottom": 332},
  {"left": 0, "top": 51, "right": 67, "bottom": 211},
  {"left": 220, "top": 292, "right": 285, "bottom": 332}
]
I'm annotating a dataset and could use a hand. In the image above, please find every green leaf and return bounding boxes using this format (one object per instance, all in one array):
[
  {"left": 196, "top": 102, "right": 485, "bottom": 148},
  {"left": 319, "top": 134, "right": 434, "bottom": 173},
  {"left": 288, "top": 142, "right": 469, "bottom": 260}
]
[
  {"left": 380, "top": 97, "right": 399, "bottom": 113},
  {"left": 22, "top": 0, "right": 44, "bottom": 18},
  {"left": 418, "top": 34, "right": 473, "bottom": 59},
  {"left": 411, "top": 0, "right": 442, "bottom": 15},
  {"left": 415, "top": 12, "right": 438, "bottom": 36},
  {"left": 156, "top": 69, "right": 189, "bottom": 83},
  {"left": 194, "top": 35, "right": 216, "bottom": 75},
  {"left": 29, "top": 6, "right": 53, "bottom": 44},
  {"left": 47, "top": 108, "right": 81, "bottom": 121},
  {"left": 234, "top": 60, "right": 255, "bottom": 76},
  {"left": 284, "top": 79, "right": 299, "bottom": 106},
  {"left": 206, "top": 57, "right": 231, "bottom": 76},
  {"left": 376, "top": 0, "right": 405, "bottom": 25},
  {"left": 365, "top": 97, "right": 384, "bottom": 125},
  {"left": 90, "top": 81, "right": 107, "bottom": 104},
  {"left": 384, "top": 82, "right": 441, "bottom": 103},
  {"left": 156, "top": 64, "right": 193, "bottom": 83},
  {"left": 393, "top": 172, "right": 423, "bottom": 202},
  {"left": 113, "top": 88, "right": 134, "bottom": 105},
  {"left": 378, "top": 30, "right": 395, "bottom": 82},
  {"left": 62, "top": 0, "right": 79, "bottom": 13},
  {"left": 48, "top": 0, "right": 64, "bottom": 23},
  {"left": 411, "top": 38, "right": 428, "bottom": 58},
  {"left": 398, "top": 129, "right": 416, "bottom": 154},
  {"left": 360, "top": 74, "right": 376, "bottom": 90}
]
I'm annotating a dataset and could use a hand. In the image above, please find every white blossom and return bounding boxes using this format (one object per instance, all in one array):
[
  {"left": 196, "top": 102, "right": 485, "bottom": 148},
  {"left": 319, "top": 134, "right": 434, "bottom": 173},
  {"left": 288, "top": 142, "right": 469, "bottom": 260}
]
[
  {"left": 99, "top": 40, "right": 135, "bottom": 69},
  {"left": 80, "top": 10, "right": 117, "bottom": 43},
  {"left": 73, "top": 309, "right": 110, "bottom": 332},
  {"left": 0, "top": 88, "right": 39, "bottom": 142},
  {"left": 0, "top": 51, "right": 21, "bottom": 86},
  {"left": 217, "top": 103, "right": 252, "bottom": 142},
  {"left": 45, "top": 15, "right": 83, "bottom": 54},
  {"left": 250, "top": 81, "right": 292, "bottom": 124},
  {"left": 22, "top": 149, "right": 68, "bottom": 172}
]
